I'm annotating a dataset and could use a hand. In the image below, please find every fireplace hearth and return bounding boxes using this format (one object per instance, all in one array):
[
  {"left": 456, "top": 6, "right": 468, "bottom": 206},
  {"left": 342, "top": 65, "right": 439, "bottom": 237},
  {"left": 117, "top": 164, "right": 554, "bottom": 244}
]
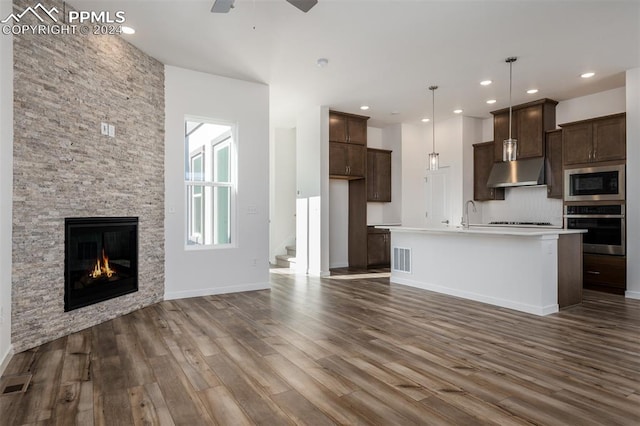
[{"left": 65, "top": 217, "right": 138, "bottom": 311}]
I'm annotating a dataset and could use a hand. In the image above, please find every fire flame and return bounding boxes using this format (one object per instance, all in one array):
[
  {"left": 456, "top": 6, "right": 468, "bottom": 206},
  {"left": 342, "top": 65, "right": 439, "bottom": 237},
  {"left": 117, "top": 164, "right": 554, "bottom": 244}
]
[{"left": 89, "top": 249, "right": 116, "bottom": 279}]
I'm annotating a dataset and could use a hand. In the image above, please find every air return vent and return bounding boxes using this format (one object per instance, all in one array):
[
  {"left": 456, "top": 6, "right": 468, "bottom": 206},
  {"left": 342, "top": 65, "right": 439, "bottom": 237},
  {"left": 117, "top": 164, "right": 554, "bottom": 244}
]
[{"left": 392, "top": 247, "right": 411, "bottom": 273}]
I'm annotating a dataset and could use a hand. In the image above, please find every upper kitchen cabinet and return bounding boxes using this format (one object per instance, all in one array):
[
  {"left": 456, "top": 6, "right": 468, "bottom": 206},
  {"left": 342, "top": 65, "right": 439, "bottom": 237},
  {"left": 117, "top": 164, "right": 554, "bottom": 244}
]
[
  {"left": 329, "top": 110, "right": 369, "bottom": 179},
  {"left": 367, "top": 148, "right": 392, "bottom": 202},
  {"left": 329, "top": 142, "right": 366, "bottom": 179},
  {"left": 474, "top": 141, "right": 505, "bottom": 201},
  {"left": 545, "top": 129, "right": 563, "bottom": 199},
  {"left": 492, "top": 98, "right": 558, "bottom": 162},
  {"left": 329, "top": 111, "right": 368, "bottom": 145},
  {"left": 561, "top": 113, "right": 626, "bottom": 166}
]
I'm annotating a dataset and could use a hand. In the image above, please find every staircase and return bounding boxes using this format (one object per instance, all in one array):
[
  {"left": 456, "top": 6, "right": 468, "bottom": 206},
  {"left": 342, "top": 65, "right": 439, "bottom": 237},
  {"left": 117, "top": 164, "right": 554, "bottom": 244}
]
[{"left": 275, "top": 245, "right": 296, "bottom": 268}]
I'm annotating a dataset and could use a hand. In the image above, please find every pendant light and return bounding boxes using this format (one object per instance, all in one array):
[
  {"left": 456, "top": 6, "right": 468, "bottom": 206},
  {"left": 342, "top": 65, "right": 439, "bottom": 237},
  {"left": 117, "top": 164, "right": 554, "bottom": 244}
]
[
  {"left": 428, "top": 85, "right": 439, "bottom": 170},
  {"left": 503, "top": 57, "right": 518, "bottom": 162}
]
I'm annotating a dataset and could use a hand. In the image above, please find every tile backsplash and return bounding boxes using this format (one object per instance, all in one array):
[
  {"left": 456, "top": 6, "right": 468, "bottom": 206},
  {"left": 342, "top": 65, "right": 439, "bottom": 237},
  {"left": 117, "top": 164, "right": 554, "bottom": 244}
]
[{"left": 482, "top": 186, "right": 563, "bottom": 226}]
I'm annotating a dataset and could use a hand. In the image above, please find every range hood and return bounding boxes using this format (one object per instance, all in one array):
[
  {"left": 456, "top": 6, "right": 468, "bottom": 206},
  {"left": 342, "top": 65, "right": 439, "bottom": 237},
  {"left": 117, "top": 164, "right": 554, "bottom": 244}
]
[{"left": 487, "top": 157, "right": 545, "bottom": 188}]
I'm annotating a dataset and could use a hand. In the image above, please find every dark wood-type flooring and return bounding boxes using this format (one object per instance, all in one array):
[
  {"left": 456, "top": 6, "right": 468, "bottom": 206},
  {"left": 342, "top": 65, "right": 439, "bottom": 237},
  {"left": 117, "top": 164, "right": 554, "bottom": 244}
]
[{"left": 1, "top": 269, "right": 639, "bottom": 425}]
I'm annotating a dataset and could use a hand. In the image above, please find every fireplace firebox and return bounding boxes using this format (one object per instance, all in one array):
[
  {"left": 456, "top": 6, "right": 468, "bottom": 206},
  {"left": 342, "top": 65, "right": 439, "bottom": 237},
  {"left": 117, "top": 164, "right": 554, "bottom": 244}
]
[{"left": 65, "top": 217, "right": 138, "bottom": 311}]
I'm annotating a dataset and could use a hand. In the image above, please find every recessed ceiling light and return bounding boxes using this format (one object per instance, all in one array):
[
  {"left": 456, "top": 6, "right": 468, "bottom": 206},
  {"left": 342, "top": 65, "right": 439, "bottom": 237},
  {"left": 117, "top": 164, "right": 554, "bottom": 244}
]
[
  {"left": 486, "top": 99, "right": 497, "bottom": 104},
  {"left": 480, "top": 80, "right": 492, "bottom": 86},
  {"left": 121, "top": 26, "right": 135, "bottom": 35},
  {"left": 421, "top": 118, "right": 430, "bottom": 122},
  {"left": 581, "top": 72, "right": 595, "bottom": 78},
  {"left": 527, "top": 89, "right": 539, "bottom": 94},
  {"left": 316, "top": 58, "right": 329, "bottom": 68},
  {"left": 453, "top": 109, "right": 463, "bottom": 114},
  {"left": 360, "top": 105, "right": 370, "bottom": 111}
]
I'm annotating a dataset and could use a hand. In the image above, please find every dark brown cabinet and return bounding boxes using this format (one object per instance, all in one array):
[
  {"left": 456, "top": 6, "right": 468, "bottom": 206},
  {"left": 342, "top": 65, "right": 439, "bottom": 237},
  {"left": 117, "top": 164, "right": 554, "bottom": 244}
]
[
  {"left": 492, "top": 98, "right": 558, "bottom": 162},
  {"left": 561, "top": 113, "right": 626, "bottom": 166},
  {"left": 473, "top": 141, "right": 504, "bottom": 201},
  {"left": 545, "top": 129, "right": 563, "bottom": 199},
  {"left": 367, "top": 148, "right": 392, "bottom": 202},
  {"left": 329, "top": 142, "right": 366, "bottom": 179},
  {"left": 329, "top": 111, "right": 367, "bottom": 145},
  {"left": 367, "top": 227, "right": 390, "bottom": 267},
  {"left": 583, "top": 254, "right": 626, "bottom": 294},
  {"left": 329, "top": 110, "right": 369, "bottom": 268}
]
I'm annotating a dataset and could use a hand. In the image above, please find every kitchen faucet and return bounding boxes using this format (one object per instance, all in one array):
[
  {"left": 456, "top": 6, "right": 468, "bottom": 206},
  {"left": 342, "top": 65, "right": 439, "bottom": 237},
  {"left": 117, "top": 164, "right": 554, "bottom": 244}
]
[{"left": 462, "top": 200, "right": 477, "bottom": 229}]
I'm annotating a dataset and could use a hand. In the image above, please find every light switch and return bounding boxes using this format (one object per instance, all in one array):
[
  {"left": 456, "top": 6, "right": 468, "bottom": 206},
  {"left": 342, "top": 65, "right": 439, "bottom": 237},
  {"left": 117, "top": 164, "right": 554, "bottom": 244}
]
[
  {"left": 108, "top": 124, "right": 115, "bottom": 138},
  {"left": 101, "top": 122, "right": 109, "bottom": 135}
]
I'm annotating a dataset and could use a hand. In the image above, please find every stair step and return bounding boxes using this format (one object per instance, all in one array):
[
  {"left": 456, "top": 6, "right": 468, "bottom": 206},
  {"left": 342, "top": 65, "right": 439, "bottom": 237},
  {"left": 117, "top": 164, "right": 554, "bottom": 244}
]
[
  {"left": 275, "top": 254, "right": 296, "bottom": 268},
  {"left": 285, "top": 245, "right": 296, "bottom": 256}
]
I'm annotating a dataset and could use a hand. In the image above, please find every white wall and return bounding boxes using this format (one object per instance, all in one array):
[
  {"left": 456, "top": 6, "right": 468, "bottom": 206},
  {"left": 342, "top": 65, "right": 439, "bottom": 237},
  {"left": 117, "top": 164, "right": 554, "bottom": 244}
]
[
  {"left": 402, "top": 116, "right": 475, "bottom": 228},
  {"left": 296, "top": 107, "right": 329, "bottom": 275},
  {"left": 401, "top": 123, "right": 428, "bottom": 227},
  {"left": 0, "top": 0, "right": 13, "bottom": 373},
  {"left": 329, "top": 180, "right": 348, "bottom": 268},
  {"left": 626, "top": 69, "right": 640, "bottom": 299},
  {"left": 164, "top": 66, "right": 270, "bottom": 299},
  {"left": 556, "top": 87, "right": 625, "bottom": 125},
  {"left": 269, "top": 128, "right": 296, "bottom": 263}
]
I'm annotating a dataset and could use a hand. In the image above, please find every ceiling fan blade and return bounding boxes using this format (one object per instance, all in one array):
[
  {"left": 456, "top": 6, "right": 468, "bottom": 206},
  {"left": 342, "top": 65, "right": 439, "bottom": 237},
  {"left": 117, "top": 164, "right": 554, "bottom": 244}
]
[
  {"left": 211, "top": 0, "right": 235, "bottom": 13},
  {"left": 286, "top": 0, "right": 318, "bottom": 13}
]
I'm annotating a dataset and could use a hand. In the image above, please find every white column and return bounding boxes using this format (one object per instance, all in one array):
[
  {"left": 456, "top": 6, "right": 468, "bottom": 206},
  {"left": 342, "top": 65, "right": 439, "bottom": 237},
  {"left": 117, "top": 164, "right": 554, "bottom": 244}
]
[
  {"left": 626, "top": 68, "right": 640, "bottom": 299},
  {"left": 0, "top": 0, "right": 15, "bottom": 371}
]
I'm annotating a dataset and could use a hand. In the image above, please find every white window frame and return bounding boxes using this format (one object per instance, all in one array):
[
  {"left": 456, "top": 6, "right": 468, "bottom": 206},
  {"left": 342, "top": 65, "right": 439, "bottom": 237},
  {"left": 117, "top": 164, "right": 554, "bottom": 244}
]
[{"left": 184, "top": 116, "right": 237, "bottom": 250}]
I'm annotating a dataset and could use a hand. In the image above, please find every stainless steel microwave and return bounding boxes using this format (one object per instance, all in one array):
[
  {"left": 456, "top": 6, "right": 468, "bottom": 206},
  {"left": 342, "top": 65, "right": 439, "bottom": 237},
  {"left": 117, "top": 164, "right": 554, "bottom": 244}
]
[{"left": 564, "top": 164, "right": 625, "bottom": 202}]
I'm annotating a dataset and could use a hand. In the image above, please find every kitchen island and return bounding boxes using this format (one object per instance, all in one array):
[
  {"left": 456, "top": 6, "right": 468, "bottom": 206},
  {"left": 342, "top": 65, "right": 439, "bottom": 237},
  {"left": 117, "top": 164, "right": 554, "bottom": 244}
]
[{"left": 382, "top": 226, "right": 585, "bottom": 316}]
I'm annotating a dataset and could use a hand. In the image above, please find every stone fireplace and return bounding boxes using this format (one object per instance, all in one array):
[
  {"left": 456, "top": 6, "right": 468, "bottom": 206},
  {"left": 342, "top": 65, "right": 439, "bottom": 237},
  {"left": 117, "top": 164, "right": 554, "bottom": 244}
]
[
  {"left": 64, "top": 217, "right": 138, "bottom": 311},
  {"left": 11, "top": 0, "right": 165, "bottom": 352}
]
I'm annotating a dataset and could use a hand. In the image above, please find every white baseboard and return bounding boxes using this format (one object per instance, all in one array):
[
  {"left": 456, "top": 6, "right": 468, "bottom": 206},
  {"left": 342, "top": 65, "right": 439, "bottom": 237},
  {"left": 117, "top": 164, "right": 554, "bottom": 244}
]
[
  {"left": 625, "top": 290, "right": 640, "bottom": 300},
  {"left": 391, "top": 276, "right": 558, "bottom": 317},
  {"left": 329, "top": 262, "right": 349, "bottom": 269},
  {"left": 164, "top": 282, "right": 270, "bottom": 300},
  {"left": 0, "top": 344, "right": 14, "bottom": 376}
]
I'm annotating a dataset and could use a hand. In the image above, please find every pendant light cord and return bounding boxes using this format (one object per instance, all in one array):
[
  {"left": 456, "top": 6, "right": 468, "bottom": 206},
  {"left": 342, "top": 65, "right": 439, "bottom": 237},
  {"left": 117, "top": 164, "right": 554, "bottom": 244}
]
[
  {"left": 506, "top": 57, "right": 517, "bottom": 140},
  {"left": 429, "top": 85, "right": 438, "bottom": 152},
  {"left": 508, "top": 60, "right": 513, "bottom": 140},
  {"left": 432, "top": 88, "right": 435, "bottom": 152}
]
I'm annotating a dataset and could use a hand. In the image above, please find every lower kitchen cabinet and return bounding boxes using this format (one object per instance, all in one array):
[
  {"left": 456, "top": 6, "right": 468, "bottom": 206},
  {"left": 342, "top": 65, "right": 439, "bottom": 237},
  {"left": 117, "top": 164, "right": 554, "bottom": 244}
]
[
  {"left": 583, "top": 254, "right": 626, "bottom": 294},
  {"left": 367, "top": 227, "right": 390, "bottom": 267}
]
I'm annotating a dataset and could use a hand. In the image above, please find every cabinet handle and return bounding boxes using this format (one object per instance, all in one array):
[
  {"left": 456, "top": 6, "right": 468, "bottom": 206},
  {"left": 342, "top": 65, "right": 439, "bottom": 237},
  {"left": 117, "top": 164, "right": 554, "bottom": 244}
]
[
  {"left": 586, "top": 270, "right": 601, "bottom": 275},
  {"left": 593, "top": 148, "right": 596, "bottom": 160}
]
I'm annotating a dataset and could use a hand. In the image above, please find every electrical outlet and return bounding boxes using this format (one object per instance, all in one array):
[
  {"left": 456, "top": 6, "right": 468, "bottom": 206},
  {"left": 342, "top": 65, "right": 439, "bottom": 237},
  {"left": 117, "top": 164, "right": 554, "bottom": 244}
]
[
  {"left": 252, "top": 258, "right": 257, "bottom": 267},
  {"left": 100, "top": 122, "right": 109, "bottom": 135},
  {"left": 108, "top": 124, "right": 115, "bottom": 138}
]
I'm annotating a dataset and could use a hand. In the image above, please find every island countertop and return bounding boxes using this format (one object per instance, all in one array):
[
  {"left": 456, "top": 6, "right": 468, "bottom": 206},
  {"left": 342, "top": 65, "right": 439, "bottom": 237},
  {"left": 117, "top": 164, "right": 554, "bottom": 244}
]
[{"left": 377, "top": 225, "right": 586, "bottom": 237}]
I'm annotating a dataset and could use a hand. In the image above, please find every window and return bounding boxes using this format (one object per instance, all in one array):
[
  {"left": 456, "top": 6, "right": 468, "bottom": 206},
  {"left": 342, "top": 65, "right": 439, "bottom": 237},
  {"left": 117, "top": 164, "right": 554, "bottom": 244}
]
[{"left": 185, "top": 119, "right": 235, "bottom": 247}]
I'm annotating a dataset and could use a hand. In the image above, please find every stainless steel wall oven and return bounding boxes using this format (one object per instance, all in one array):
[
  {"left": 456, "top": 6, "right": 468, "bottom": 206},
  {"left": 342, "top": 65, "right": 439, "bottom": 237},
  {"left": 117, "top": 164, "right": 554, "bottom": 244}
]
[{"left": 564, "top": 204, "right": 625, "bottom": 256}]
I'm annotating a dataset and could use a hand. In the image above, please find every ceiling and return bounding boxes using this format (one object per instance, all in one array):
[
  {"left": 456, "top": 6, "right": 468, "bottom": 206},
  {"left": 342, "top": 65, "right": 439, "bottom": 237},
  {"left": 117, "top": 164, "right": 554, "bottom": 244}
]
[{"left": 72, "top": 0, "right": 640, "bottom": 128}]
